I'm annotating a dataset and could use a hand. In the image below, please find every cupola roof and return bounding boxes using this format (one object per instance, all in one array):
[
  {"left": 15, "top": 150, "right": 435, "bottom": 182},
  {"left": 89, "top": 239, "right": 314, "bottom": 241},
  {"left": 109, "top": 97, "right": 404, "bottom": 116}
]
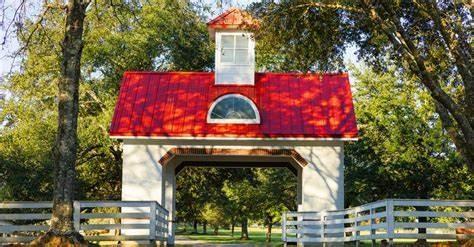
[{"left": 207, "top": 8, "right": 258, "bottom": 39}]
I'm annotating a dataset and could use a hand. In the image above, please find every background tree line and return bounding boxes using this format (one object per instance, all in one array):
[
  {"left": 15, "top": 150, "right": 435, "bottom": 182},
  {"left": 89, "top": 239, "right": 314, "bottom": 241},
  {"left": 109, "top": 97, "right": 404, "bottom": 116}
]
[
  {"left": 0, "top": 0, "right": 472, "bottom": 243},
  {"left": 175, "top": 167, "right": 296, "bottom": 241}
]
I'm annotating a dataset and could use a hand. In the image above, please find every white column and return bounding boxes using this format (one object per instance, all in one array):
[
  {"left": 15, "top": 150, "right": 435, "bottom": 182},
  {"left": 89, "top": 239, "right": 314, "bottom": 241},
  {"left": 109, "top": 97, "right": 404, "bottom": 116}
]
[
  {"left": 163, "top": 160, "right": 176, "bottom": 245},
  {"left": 122, "top": 143, "right": 165, "bottom": 202},
  {"left": 121, "top": 143, "right": 167, "bottom": 238},
  {"left": 296, "top": 144, "right": 344, "bottom": 212},
  {"left": 296, "top": 144, "right": 345, "bottom": 242}
]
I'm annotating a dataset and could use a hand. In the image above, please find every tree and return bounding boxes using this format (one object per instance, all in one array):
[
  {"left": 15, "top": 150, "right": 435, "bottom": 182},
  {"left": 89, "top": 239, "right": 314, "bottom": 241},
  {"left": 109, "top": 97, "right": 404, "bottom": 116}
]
[
  {"left": 344, "top": 66, "right": 473, "bottom": 207},
  {"left": 254, "top": 168, "right": 297, "bottom": 242},
  {"left": 222, "top": 178, "right": 260, "bottom": 240},
  {"left": 176, "top": 167, "right": 216, "bottom": 233},
  {"left": 221, "top": 196, "right": 240, "bottom": 237},
  {"left": 251, "top": 0, "right": 473, "bottom": 170},
  {"left": 201, "top": 203, "right": 227, "bottom": 235},
  {"left": 23, "top": 0, "right": 91, "bottom": 244},
  {"left": 1, "top": 0, "right": 213, "bottom": 243},
  {"left": 344, "top": 66, "right": 473, "bottom": 241}
]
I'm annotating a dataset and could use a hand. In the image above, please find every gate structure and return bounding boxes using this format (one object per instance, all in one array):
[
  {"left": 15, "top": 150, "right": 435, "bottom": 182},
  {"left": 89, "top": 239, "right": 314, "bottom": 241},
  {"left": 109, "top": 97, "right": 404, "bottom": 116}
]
[{"left": 109, "top": 8, "right": 358, "bottom": 245}]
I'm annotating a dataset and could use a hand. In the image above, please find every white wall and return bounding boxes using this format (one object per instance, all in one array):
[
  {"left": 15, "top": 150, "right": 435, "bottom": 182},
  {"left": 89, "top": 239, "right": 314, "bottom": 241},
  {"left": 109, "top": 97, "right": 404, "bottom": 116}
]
[
  {"left": 122, "top": 144, "right": 167, "bottom": 203},
  {"left": 121, "top": 144, "right": 168, "bottom": 238},
  {"left": 296, "top": 145, "right": 344, "bottom": 211}
]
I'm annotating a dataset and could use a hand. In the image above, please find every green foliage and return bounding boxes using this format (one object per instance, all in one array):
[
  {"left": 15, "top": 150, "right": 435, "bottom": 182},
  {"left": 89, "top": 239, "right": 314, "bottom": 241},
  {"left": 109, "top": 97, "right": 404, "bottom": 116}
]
[
  {"left": 251, "top": 1, "right": 347, "bottom": 72},
  {"left": 222, "top": 178, "right": 259, "bottom": 219},
  {"left": 251, "top": 0, "right": 474, "bottom": 169},
  {"left": 0, "top": 106, "right": 55, "bottom": 200},
  {"left": 176, "top": 167, "right": 228, "bottom": 224},
  {"left": 0, "top": 0, "right": 213, "bottom": 201},
  {"left": 345, "top": 66, "right": 473, "bottom": 206},
  {"left": 201, "top": 203, "right": 227, "bottom": 234}
]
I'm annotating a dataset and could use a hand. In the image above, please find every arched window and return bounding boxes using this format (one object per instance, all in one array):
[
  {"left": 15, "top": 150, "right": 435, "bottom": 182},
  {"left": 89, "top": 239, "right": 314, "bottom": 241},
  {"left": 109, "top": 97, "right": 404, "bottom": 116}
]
[{"left": 207, "top": 94, "right": 260, "bottom": 124}]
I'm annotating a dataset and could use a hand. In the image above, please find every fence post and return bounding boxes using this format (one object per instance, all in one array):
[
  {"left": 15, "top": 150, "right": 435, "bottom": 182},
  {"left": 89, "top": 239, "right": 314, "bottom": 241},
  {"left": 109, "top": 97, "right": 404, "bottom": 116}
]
[
  {"left": 149, "top": 202, "right": 157, "bottom": 245},
  {"left": 370, "top": 207, "right": 376, "bottom": 247},
  {"left": 73, "top": 201, "right": 81, "bottom": 232},
  {"left": 163, "top": 209, "right": 168, "bottom": 241},
  {"left": 320, "top": 212, "right": 326, "bottom": 246},
  {"left": 282, "top": 212, "right": 287, "bottom": 243},
  {"left": 386, "top": 199, "right": 394, "bottom": 246},
  {"left": 355, "top": 210, "right": 360, "bottom": 247}
]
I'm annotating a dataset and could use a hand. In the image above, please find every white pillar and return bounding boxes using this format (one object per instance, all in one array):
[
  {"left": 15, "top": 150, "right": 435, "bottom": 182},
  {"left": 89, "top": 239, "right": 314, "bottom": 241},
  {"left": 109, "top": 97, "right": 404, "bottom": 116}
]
[
  {"left": 122, "top": 143, "right": 165, "bottom": 203},
  {"left": 296, "top": 144, "right": 345, "bottom": 243},
  {"left": 163, "top": 160, "right": 176, "bottom": 245},
  {"left": 296, "top": 144, "right": 344, "bottom": 212},
  {"left": 121, "top": 143, "right": 170, "bottom": 243}
]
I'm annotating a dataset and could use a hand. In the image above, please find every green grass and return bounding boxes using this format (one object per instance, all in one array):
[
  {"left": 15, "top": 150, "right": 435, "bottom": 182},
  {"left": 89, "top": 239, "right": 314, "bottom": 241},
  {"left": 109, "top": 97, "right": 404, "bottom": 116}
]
[
  {"left": 176, "top": 226, "right": 458, "bottom": 246},
  {"left": 176, "top": 226, "right": 283, "bottom": 245}
]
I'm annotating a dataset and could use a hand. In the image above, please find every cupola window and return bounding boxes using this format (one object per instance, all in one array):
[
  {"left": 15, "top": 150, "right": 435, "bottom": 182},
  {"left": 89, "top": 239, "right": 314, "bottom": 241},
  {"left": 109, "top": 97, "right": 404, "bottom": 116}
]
[
  {"left": 207, "top": 94, "right": 260, "bottom": 124},
  {"left": 215, "top": 32, "right": 255, "bottom": 85},
  {"left": 221, "top": 34, "right": 251, "bottom": 64}
]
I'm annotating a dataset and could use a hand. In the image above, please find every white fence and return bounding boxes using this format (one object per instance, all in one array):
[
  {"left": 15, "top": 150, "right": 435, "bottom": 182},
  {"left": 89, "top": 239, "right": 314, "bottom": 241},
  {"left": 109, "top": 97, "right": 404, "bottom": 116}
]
[
  {"left": 0, "top": 201, "right": 169, "bottom": 244},
  {"left": 282, "top": 199, "right": 473, "bottom": 245}
]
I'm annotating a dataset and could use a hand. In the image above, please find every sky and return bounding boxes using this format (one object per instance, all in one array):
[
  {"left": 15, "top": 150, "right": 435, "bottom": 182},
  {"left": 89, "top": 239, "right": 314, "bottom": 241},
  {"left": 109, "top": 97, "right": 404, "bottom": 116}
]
[
  {"left": 1, "top": 0, "right": 45, "bottom": 76},
  {"left": 0, "top": 0, "right": 358, "bottom": 78}
]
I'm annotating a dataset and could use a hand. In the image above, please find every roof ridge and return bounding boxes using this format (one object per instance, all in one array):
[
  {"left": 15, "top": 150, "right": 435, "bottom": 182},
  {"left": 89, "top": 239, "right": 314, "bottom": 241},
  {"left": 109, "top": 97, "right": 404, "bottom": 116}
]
[
  {"left": 123, "top": 71, "right": 348, "bottom": 76},
  {"left": 124, "top": 71, "right": 213, "bottom": 75}
]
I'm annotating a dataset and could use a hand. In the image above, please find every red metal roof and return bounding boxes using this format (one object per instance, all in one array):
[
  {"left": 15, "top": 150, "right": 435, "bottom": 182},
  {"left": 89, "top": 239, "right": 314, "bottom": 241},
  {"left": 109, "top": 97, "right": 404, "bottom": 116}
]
[
  {"left": 109, "top": 72, "right": 358, "bottom": 138},
  {"left": 207, "top": 8, "right": 258, "bottom": 35}
]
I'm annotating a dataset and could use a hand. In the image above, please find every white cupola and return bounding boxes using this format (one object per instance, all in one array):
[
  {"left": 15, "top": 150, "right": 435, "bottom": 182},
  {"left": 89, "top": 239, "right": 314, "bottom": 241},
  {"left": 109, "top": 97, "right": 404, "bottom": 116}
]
[{"left": 207, "top": 8, "right": 258, "bottom": 85}]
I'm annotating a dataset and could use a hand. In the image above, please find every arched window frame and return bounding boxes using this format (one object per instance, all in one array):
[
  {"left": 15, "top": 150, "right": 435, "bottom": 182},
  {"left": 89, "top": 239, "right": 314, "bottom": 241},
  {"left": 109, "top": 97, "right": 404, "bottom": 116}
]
[{"left": 207, "top": 94, "right": 261, "bottom": 124}]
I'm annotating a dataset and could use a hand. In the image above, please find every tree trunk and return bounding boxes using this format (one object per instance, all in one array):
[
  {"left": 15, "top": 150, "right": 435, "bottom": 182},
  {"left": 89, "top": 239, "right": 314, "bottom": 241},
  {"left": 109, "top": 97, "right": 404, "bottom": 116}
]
[
  {"left": 50, "top": 0, "right": 87, "bottom": 232},
  {"left": 31, "top": 1, "right": 89, "bottom": 246},
  {"left": 266, "top": 223, "right": 272, "bottom": 242},
  {"left": 265, "top": 215, "right": 273, "bottom": 242},
  {"left": 193, "top": 220, "right": 198, "bottom": 234},
  {"left": 203, "top": 221, "right": 207, "bottom": 234},
  {"left": 231, "top": 221, "right": 235, "bottom": 237},
  {"left": 214, "top": 226, "right": 218, "bottom": 235},
  {"left": 435, "top": 102, "right": 474, "bottom": 168},
  {"left": 241, "top": 218, "right": 249, "bottom": 240},
  {"left": 415, "top": 206, "right": 428, "bottom": 245}
]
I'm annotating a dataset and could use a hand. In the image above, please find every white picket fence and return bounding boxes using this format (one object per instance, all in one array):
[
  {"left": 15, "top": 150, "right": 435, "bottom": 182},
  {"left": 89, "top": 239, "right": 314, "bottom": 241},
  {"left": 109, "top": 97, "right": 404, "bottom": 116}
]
[
  {"left": 0, "top": 201, "right": 169, "bottom": 244},
  {"left": 282, "top": 199, "right": 473, "bottom": 245}
]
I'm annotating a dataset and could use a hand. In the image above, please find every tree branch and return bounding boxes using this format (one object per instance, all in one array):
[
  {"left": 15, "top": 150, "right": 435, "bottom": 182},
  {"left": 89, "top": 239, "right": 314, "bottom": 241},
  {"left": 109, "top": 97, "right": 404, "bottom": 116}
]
[
  {"left": 424, "top": 1, "right": 473, "bottom": 97},
  {"left": 361, "top": 0, "right": 474, "bottom": 148},
  {"left": 1, "top": 0, "right": 26, "bottom": 46},
  {"left": 435, "top": 102, "right": 473, "bottom": 170},
  {"left": 294, "top": 2, "right": 363, "bottom": 13}
]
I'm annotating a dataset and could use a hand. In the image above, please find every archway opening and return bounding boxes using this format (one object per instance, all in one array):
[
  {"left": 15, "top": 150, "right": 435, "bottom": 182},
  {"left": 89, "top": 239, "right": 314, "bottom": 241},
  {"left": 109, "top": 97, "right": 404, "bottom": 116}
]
[{"left": 175, "top": 164, "right": 297, "bottom": 243}]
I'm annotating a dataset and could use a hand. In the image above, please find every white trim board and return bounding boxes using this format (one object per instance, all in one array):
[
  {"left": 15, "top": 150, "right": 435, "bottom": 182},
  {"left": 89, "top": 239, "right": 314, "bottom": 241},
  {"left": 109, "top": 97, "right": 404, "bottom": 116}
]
[{"left": 112, "top": 136, "right": 357, "bottom": 147}]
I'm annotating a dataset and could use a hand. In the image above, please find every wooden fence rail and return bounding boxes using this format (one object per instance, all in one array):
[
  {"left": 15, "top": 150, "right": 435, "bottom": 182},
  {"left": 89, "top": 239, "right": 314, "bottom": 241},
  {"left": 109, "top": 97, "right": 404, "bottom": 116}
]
[
  {"left": 0, "top": 200, "right": 169, "bottom": 245},
  {"left": 282, "top": 199, "right": 473, "bottom": 246}
]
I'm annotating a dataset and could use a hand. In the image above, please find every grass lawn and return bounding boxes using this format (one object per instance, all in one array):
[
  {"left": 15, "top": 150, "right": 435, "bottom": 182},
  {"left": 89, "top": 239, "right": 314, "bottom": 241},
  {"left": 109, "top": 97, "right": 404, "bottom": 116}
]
[
  {"left": 176, "top": 226, "right": 459, "bottom": 246},
  {"left": 176, "top": 225, "right": 283, "bottom": 245}
]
